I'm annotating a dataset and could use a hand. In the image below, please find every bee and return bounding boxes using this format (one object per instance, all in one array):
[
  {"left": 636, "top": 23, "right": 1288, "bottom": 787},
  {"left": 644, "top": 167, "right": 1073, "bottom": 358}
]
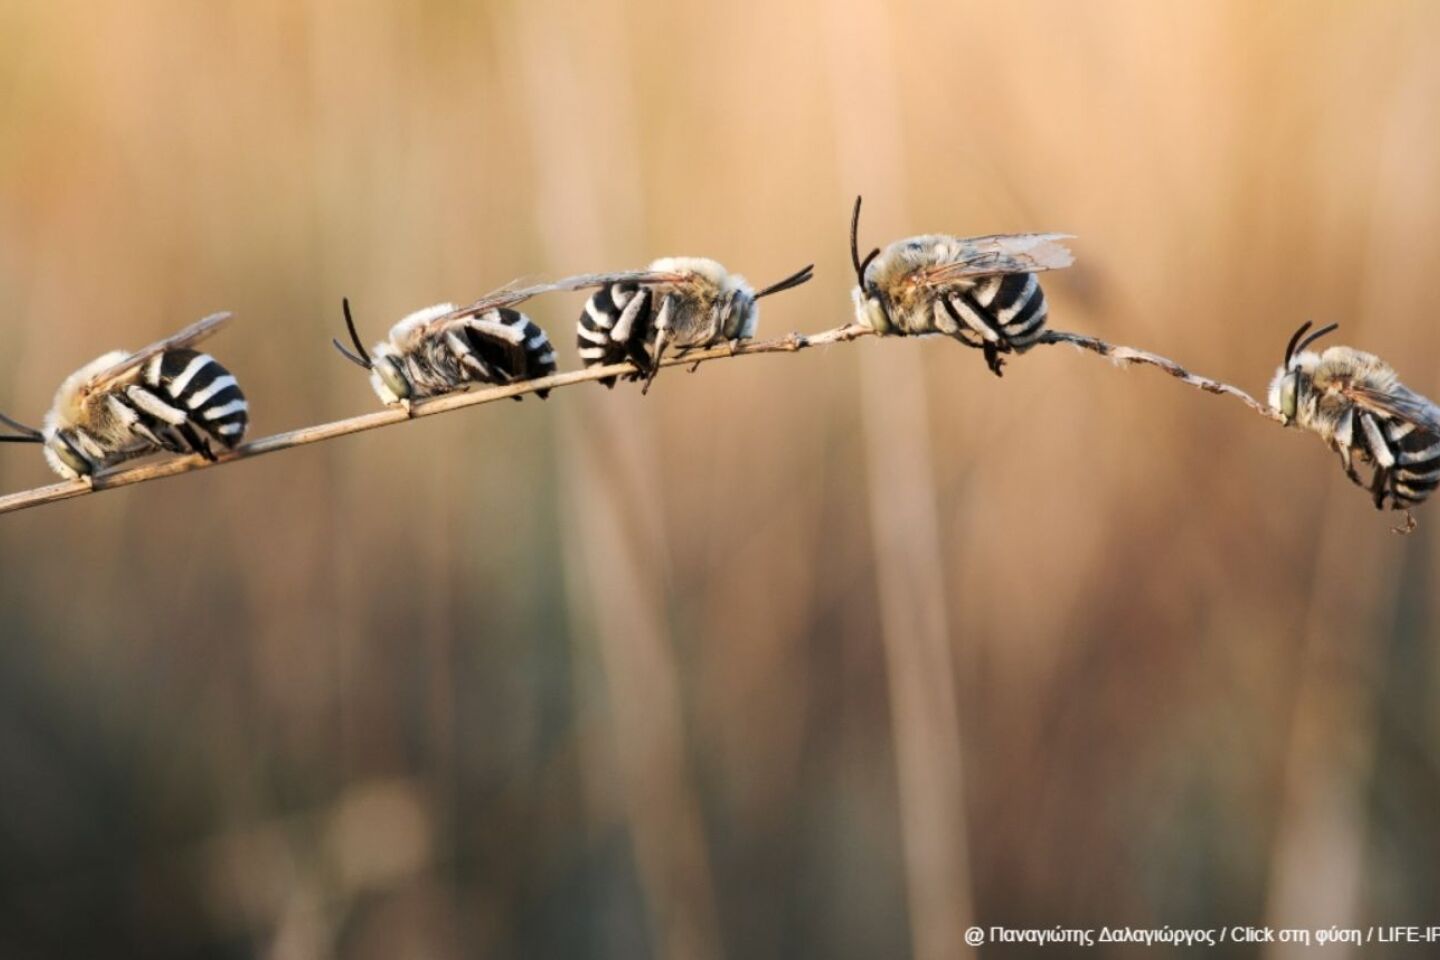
[
  {"left": 0, "top": 312, "right": 249, "bottom": 480},
  {"left": 1270, "top": 320, "right": 1440, "bottom": 529},
  {"left": 848, "top": 196, "right": 1075, "bottom": 376},
  {"left": 332, "top": 284, "right": 563, "bottom": 405},
  {"left": 575, "top": 257, "right": 814, "bottom": 392}
]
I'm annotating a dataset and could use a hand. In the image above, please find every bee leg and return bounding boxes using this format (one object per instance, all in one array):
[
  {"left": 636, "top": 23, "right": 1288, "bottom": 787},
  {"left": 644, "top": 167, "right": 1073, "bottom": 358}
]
[
  {"left": 690, "top": 342, "right": 726, "bottom": 373},
  {"left": 1333, "top": 444, "right": 1365, "bottom": 489},
  {"left": 1393, "top": 510, "right": 1418, "bottom": 535},
  {"left": 115, "top": 391, "right": 188, "bottom": 455},
  {"left": 619, "top": 314, "right": 657, "bottom": 383},
  {"left": 109, "top": 395, "right": 165, "bottom": 450},
  {"left": 642, "top": 333, "right": 670, "bottom": 396},
  {"left": 1368, "top": 464, "right": 1392, "bottom": 510},
  {"left": 177, "top": 422, "right": 216, "bottom": 462},
  {"left": 450, "top": 336, "right": 525, "bottom": 401},
  {"left": 449, "top": 332, "right": 494, "bottom": 384},
  {"left": 143, "top": 422, "right": 188, "bottom": 455},
  {"left": 1358, "top": 413, "right": 1399, "bottom": 509},
  {"left": 639, "top": 294, "right": 677, "bottom": 393},
  {"left": 130, "top": 422, "right": 166, "bottom": 448},
  {"left": 983, "top": 342, "right": 1006, "bottom": 378},
  {"left": 622, "top": 336, "right": 651, "bottom": 383},
  {"left": 944, "top": 294, "right": 1009, "bottom": 378}
]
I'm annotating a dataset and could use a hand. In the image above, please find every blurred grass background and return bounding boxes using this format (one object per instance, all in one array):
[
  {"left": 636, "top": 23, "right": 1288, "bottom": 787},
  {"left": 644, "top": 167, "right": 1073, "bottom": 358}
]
[{"left": 1, "top": 0, "right": 1439, "bottom": 957}]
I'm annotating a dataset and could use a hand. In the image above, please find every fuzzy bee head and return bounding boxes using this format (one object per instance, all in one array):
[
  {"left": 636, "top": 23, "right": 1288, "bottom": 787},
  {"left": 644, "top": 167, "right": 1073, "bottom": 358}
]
[
  {"left": 41, "top": 430, "right": 90, "bottom": 479},
  {"left": 41, "top": 350, "right": 130, "bottom": 477},
  {"left": 369, "top": 355, "right": 412, "bottom": 404},
  {"left": 1269, "top": 321, "right": 1338, "bottom": 424},
  {"left": 0, "top": 410, "right": 90, "bottom": 479},
  {"left": 0, "top": 407, "right": 86, "bottom": 478},
  {"left": 333, "top": 298, "right": 416, "bottom": 404},
  {"left": 1, "top": 350, "right": 136, "bottom": 479},
  {"left": 718, "top": 273, "right": 761, "bottom": 342}
]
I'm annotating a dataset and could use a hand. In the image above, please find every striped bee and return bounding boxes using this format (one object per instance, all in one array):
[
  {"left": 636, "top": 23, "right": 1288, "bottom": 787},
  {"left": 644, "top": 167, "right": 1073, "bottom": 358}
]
[
  {"left": 849, "top": 196, "right": 1074, "bottom": 376},
  {"left": 1269, "top": 321, "right": 1440, "bottom": 530},
  {"left": 575, "top": 257, "right": 814, "bottom": 392},
  {"left": 0, "top": 312, "right": 248, "bottom": 480},
  {"left": 333, "top": 286, "right": 562, "bottom": 405}
]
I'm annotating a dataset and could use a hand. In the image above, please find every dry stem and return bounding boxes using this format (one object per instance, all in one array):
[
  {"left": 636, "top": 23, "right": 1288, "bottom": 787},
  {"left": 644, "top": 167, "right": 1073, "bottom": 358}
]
[
  {"left": 0, "top": 324, "right": 874, "bottom": 517},
  {"left": 0, "top": 323, "right": 1291, "bottom": 519},
  {"left": 1035, "top": 329, "right": 1286, "bottom": 424}
]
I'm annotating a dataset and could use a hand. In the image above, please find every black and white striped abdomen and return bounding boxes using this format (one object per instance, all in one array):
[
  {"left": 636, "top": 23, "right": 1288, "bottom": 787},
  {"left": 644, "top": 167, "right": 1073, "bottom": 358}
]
[
  {"left": 463, "top": 308, "right": 558, "bottom": 386},
  {"left": 577, "top": 282, "right": 654, "bottom": 387},
  {"left": 1377, "top": 417, "right": 1440, "bottom": 508},
  {"left": 947, "top": 273, "right": 1049, "bottom": 349},
  {"left": 144, "top": 349, "right": 249, "bottom": 446}
]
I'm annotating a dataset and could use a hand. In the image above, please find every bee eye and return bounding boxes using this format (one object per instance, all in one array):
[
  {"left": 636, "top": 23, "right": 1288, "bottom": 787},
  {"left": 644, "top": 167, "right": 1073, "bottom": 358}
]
[
  {"left": 376, "top": 358, "right": 411, "bottom": 400},
  {"left": 49, "top": 435, "right": 90, "bottom": 477},
  {"left": 865, "top": 296, "right": 892, "bottom": 335},
  {"left": 1281, "top": 375, "right": 1299, "bottom": 420}
]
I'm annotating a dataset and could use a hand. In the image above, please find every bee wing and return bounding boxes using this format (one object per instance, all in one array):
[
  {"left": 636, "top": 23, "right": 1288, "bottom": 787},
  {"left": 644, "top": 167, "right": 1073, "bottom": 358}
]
[
  {"left": 912, "top": 233, "right": 1076, "bottom": 286},
  {"left": 443, "top": 272, "right": 689, "bottom": 322},
  {"left": 559, "top": 270, "right": 693, "bottom": 288},
  {"left": 80, "top": 311, "right": 235, "bottom": 393},
  {"left": 1342, "top": 381, "right": 1440, "bottom": 434}
]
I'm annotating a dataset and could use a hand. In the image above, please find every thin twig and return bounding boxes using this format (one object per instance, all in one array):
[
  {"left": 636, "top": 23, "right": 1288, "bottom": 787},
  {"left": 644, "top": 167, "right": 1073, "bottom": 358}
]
[
  {"left": 0, "top": 324, "right": 874, "bottom": 517},
  {"left": 1035, "top": 328, "right": 1286, "bottom": 424},
  {"left": 0, "top": 323, "right": 1288, "bottom": 518}
]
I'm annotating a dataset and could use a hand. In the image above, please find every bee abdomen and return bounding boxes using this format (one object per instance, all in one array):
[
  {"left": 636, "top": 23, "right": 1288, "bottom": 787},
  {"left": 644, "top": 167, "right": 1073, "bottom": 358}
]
[
  {"left": 1392, "top": 425, "right": 1440, "bottom": 505},
  {"left": 514, "top": 311, "right": 558, "bottom": 399},
  {"left": 577, "top": 283, "right": 652, "bottom": 387},
  {"left": 975, "top": 273, "right": 1049, "bottom": 347},
  {"left": 143, "top": 349, "right": 249, "bottom": 447},
  {"left": 464, "top": 308, "right": 558, "bottom": 395},
  {"left": 935, "top": 273, "right": 1050, "bottom": 353}
]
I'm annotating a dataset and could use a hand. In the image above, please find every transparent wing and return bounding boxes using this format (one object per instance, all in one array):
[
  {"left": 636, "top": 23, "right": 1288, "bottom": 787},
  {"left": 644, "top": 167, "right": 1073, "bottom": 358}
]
[
  {"left": 912, "top": 233, "right": 1075, "bottom": 286},
  {"left": 1342, "top": 381, "right": 1440, "bottom": 435},
  {"left": 82, "top": 311, "right": 235, "bottom": 393},
  {"left": 440, "top": 271, "right": 690, "bottom": 326}
]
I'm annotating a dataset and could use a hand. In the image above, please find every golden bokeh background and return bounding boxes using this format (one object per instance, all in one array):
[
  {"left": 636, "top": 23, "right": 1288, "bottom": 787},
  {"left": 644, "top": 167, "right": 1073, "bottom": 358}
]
[{"left": 1, "top": 1, "right": 1438, "bottom": 957}]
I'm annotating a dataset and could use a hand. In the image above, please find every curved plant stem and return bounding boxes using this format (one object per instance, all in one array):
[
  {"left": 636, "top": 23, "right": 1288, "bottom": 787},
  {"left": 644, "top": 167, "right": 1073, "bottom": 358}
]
[
  {"left": 0, "top": 324, "right": 875, "bottom": 517},
  {"left": 1036, "top": 328, "right": 1286, "bottom": 424}
]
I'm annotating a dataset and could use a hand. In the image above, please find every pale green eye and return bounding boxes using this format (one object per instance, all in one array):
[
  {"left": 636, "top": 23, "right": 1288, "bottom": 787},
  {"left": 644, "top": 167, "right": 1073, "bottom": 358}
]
[
  {"left": 1281, "top": 376, "right": 1298, "bottom": 420},
  {"left": 864, "top": 295, "right": 892, "bottom": 334},
  {"left": 51, "top": 436, "right": 90, "bottom": 476},
  {"left": 377, "top": 358, "right": 411, "bottom": 400}
]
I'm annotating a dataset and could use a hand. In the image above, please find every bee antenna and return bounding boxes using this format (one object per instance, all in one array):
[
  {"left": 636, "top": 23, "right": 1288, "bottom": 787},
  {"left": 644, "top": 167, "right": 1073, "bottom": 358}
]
[
  {"left": 860, "top": 247, "right": 880, "bottom": 281},
  {"left": 333, "top": 297, "right": 373, "bottom": 370},
  {"left": 1282, "top": 321, "right": 1313, "bottom": 369},
  {"left": 851, "top": 195, "right": 865, "bottom": 285},
  {"left": 754, "top": 263, "right": 815, "bottom": 299},
  {"left": 850, "top": 195, "right": 882, "bottom": 287},
  {"left": 1296, "top": 322, "right": 1340, "bottom": 356},
  {"left": 0, "top": 411, "right": 42, "bottom": 440}
]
